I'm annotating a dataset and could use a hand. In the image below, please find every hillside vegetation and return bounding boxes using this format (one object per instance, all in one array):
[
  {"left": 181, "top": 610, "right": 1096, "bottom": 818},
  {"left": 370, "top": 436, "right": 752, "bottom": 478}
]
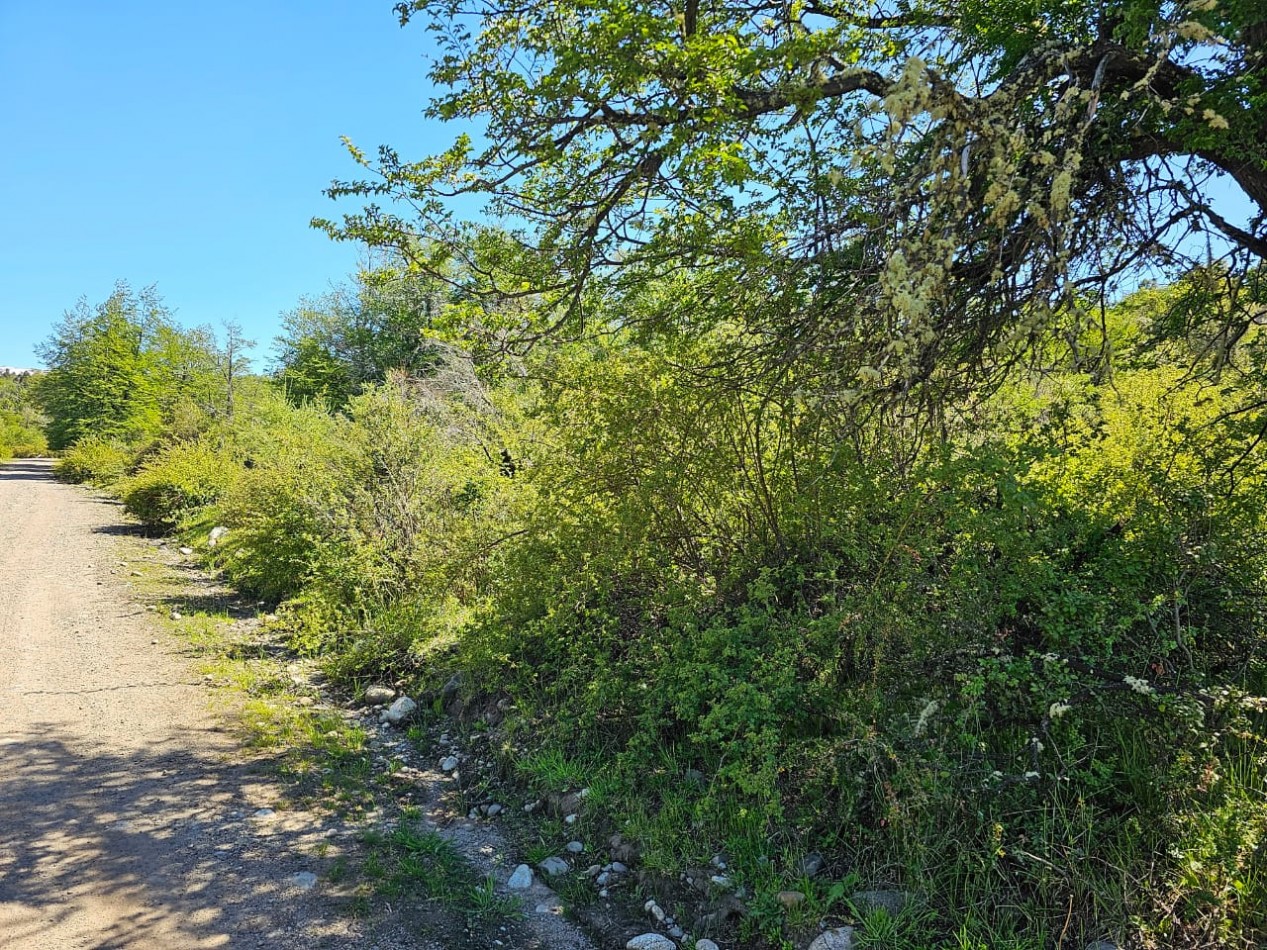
[
  {"left": 29, "top": 270, "right": 1267, "bottom": 949},
  {"left": 20, "top": 0, "right": 1267, "bottom": 947}
]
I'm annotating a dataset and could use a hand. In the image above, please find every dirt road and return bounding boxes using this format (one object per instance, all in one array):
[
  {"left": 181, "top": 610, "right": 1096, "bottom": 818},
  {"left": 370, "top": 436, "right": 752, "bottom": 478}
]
[{"left": 0, "top": 459, "right": 370, "bottom": 949}]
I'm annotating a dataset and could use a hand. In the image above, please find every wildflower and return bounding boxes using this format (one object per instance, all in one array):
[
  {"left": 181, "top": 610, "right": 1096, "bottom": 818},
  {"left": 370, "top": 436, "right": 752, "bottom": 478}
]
[
  {"left": 913, "top": 699, "right": 940, "bottom": 737},
  {"left": 1124, "top": 675, "right": 1154, "bottom": 696},
  {"left": 1203, "top": 109, "right": 1229, "bottom": 130},
  {"left": 1048, "top": 701, "right": 1072, "bottom": 719}
]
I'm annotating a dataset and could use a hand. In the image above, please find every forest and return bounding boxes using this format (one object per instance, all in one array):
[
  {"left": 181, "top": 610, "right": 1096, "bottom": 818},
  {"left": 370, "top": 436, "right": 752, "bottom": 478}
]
[{"left": 4, "top": 1, "right": 1266, "bottom": 948}]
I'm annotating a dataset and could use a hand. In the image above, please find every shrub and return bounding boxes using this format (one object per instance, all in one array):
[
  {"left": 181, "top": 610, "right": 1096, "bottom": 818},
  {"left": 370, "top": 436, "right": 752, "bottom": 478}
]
[
  {"left": 0, "top": 412, "right": 48, "bottom": 458},
  {"left": 119, "top": 441, "right": 239, "bottom": 530},
  {"left": 55, "top": 436, "right": 143, "bottom": 486}
]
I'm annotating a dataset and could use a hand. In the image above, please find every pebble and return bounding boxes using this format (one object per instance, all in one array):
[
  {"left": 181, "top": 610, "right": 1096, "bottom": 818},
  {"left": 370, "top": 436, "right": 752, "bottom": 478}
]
[
  {"left": 384, "top": 696, "right": 417, "bottom": 724},
  {"left": 777, "top": 890, "right": 805, "bottom": 908},
  {"left": 565, "top": 840, "right": 584, "bottom": 853},
  {"left": 288, "top": 871, "right": 318, "bottom": 890},
  {"left": 440, "top": 755, "right": 459, "bottom": 772},
  {"left": 363, "top": 685, "right": 395, "bottom": 704},
  {"left": 507, "top": 865, "right": 533, "bottom": 889},
  {"left": 850, "top": 889, "right": 909, "bottom": 917},
  {"left": 487, "top": 803, "right": 503, "bottom": 816},
  {"left": 695, "top": 942, "right": 720, "bottom": 950},
  {"left": 798, "top": 852, "right": 825, "bottom": 878},
  {"left": 179, "top": 547, "right": 193, "bottom": 556},
  {"left": 564, "top": 813, "right": 578, "bottom": 824},
  {"left": 610, "top": 861, "right": 629, "bottom": 873}
]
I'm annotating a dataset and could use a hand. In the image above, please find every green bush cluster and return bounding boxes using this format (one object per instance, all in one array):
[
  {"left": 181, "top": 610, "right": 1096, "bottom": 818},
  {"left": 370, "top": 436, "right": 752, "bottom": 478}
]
[
  {"left": 36, "top": 277, "right": 1267, "bottom": 948},
  {"left": 0, "top": 373, "right": 48, "bottom": 460},
  {"left": 55, "top": 435, "right": 144, "bottom": 486}
]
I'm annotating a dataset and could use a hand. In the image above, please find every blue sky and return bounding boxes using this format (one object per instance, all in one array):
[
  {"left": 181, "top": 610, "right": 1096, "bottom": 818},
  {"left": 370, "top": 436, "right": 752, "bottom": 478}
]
[{"left": 0, "top": 1, "right": 447, "bottom": 368}]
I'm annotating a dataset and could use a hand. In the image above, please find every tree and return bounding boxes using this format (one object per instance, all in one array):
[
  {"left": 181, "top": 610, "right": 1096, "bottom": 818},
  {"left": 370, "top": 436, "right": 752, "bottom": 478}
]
[
  {"left": 316, "top": 0, "right": 1266, "bottom": 408},
  {"left": 35, "top": 283, "right": 229, "bottom": 449},
  {"left": 274, "top": 268, "right": 445, "bottom": 406},
  {"left": 221, "top": 321, "right": 255, "bottom": 420},
  {"left": 36, "top": 284, "right": 167, "bottom": 449}
]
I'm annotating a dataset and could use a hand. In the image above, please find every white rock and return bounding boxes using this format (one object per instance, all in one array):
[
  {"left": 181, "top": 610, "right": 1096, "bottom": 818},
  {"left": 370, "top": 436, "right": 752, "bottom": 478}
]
[
  {"left": 440, "top": 755, "right": 459, "bottom": 772},
  {"left": 596, "top": 871, "right": 611, "bottom": 886},
  {"left": 506, "top": 865, "right": 533, "bottom": 889},
  {"left": 808, "top": 927, "right": 856, "bottom": 950},
  {"left": 650, "top": 903, "right": 667, "bottom": 922},
  {"left": 695, "top": 941, "right": 720, "bottom": 950},
  {"left": 384, "top": 696, "right": 417, "bottom": 724},
  {"left": 208, "top": 526, "right": 229, "bottom": 547},
  {"left": 487, "top": 803, "right": 503, "bottom": 816},
  {"left": 564, "top": 813, "right": 578, "bottom": 824},
  {"left": 626, "top": 936, "right": 676, "bottom": 950},
  {"left": 565, "top": 840, "right": 584, "bottom": 853},
  {"left": 288, "top": 871, "right": 318, "bottom": 890},
  {"left": 179, "top": 546, "right": 193, "bottom": 556}
]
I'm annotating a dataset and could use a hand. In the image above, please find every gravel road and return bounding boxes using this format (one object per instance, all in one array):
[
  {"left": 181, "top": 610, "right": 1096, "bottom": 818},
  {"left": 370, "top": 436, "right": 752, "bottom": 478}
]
[{"left": 0, "top": 459, "right": 376, "bottom": 948}]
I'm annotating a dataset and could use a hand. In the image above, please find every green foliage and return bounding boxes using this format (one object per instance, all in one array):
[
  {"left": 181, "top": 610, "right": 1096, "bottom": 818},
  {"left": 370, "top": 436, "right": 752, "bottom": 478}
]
[
  {"left": 326, "top": 0, "right": 1267, "bottom": 411},
  {"left": 35, "top": 282, "right": 251, "bottom": 451},
  {"left": 119, "top": 441, "right": 239, "bottom": 530},
  {"left": 55, "top": 436, "right": 144, "bottom": 487},
  {"left": 274, "top": 267, "right": 446, "bottom": 407},
  {"left": 30, "top": 263, "right": 1267, "bottom": 946},
  {"left": 0, "top": 373, "right": 48, "bottom": 459}
]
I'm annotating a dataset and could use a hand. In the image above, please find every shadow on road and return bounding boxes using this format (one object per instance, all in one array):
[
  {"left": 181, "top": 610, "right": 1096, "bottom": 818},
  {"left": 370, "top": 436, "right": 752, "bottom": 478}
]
[
  {"left": 0, "top": 723, "right": 354, "bottom": 949},
  {"left": 0, "top": 460, "right": 55, "bottom": 482}
]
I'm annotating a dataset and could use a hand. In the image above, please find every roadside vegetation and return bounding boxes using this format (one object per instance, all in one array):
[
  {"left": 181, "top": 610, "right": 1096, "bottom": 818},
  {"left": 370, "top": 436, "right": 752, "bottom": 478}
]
[
  {"left": 0, "top": 372, "right": 48, "bottom": 461},
  {"left": 15, "top": 1, "right": 1267, "bottom": 948}
]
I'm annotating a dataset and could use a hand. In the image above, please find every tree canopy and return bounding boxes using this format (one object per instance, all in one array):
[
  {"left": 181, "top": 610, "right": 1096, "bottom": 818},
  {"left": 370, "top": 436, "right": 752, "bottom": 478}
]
[{"left": 317, "top": 0, "right": 1266, "bottom": 407}]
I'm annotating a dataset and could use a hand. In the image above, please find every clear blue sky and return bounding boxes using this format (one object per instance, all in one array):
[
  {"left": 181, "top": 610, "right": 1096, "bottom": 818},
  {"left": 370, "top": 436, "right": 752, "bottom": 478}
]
[{"left": 0, "top": 0, "right": 447, "bottom": 368}]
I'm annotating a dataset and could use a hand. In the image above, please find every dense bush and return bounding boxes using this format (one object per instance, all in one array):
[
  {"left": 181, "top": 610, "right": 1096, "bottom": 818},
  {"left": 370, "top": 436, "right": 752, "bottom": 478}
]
[
  {"left": 30, "top": 277, "right": 1267, "bottom": 948},
  {"left": 119, "top": 441, "right": 239, "bottom": 529},
  {"left": 55, "top": 436, "right": 145, "bottom": 487}
]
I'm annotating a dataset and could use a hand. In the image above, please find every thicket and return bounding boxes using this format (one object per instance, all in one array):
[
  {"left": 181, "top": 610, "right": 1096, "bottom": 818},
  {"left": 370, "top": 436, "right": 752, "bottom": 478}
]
[
  {"left": 40, "top": 270, "right": 1267, "bottom": 949},
  {"left": 0, "top": 373, "right": 48, "bottom": 461}
]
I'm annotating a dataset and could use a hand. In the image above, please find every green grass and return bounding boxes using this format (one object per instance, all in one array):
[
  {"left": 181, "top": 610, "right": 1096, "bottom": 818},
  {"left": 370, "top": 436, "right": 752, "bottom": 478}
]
[{"left": 360, "top": 820, "right": 524, "bottom": 920}]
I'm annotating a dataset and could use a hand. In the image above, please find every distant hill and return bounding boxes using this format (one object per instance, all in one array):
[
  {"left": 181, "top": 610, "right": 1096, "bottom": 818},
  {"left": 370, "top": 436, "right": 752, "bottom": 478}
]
[{"left": 0, "top": 367, "right": 36, "bottom": 377}]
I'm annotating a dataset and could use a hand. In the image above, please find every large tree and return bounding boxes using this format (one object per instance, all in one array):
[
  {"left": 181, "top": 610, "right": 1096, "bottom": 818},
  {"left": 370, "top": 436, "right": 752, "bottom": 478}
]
[{"left": 318, "top": 0, "right": 1265, "bottom": 407}]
